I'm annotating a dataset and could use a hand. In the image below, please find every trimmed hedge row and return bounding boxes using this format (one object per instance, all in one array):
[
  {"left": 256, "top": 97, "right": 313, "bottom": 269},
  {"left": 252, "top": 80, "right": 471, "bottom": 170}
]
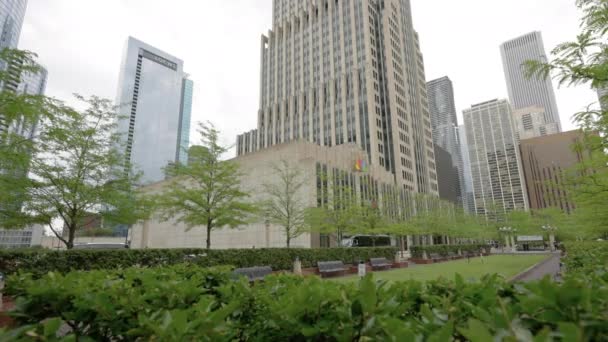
[
  {"left": 4, "top": 264, "right": 608, "bottom": 340},
  {"left": 410, "top": 244, "right": 486, "bottom": 259},
  {"left": 0, "top": 247, "right": 398, "bottom": 276}
]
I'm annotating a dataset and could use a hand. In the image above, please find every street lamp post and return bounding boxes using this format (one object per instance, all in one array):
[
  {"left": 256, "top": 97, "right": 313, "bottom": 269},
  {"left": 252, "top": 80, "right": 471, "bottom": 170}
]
[
  {"left": 542, "top": 225, "right": 557, "bottom": 252},
  {"left": 499, "top": 227, "right": 515, "bottom": 253}
]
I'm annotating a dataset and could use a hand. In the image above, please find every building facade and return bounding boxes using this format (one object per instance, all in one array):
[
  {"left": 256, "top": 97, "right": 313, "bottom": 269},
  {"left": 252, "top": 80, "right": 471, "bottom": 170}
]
[
  {"left": 463, "top": 99, "right": 528, "bottom": 218},
  {"left": 434, "top": 145, "right": 459, "bottom": 204},
  {"left": 458, "top": 125, "right": 475, "bottom": 213},
  {"left": 0, "top": 224, "right": 43, "bottom": 249},
  {"left": 133, "top": 141, "right": 445, "bottom": 249},
  {"left": 237, "top": 0, "right": 438, "bottom": 195},
  {"left": 519, "top": 130, "right": 587, "bottom": 213},
  {"left": 427, "top": 76, "right": 464, "bottom": 205},
  {"left": 0, "top": 0, "right": 28, "bottom": 133},
  {"left": 500, "top": 31, "right": 561, "bottom": 131},
  {"left": 115, "top": 37, "right": 193, "bottom": 184},
  {"left": 512, "top": 106, "right": 559, "bottom": 140}
]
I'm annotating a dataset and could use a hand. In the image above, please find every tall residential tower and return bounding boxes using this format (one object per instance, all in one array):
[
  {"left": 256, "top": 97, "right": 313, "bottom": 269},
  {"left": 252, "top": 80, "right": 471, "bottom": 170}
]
[
  {"left": 115, "top": 37, "right": 193, "bottom": 184},
  {"left": 500, "top": 31, "right": 561, "bottom": 131},
  {"left": 238, "top": 0, "right": 438, "bottom": 195},
  {"left": 463, "top": 99, "right": 528, "bottom": 218}
]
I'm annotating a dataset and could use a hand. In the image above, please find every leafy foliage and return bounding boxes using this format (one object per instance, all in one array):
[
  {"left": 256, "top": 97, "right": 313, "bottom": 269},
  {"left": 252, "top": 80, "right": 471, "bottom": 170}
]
[
  {"left": 525, "top": 0, "right": 608, "bottom": 240},
  {"left": 153, "top": 122, "right": 257, "bottom": 249},
  {"left": 3, "top": 260, "right": 608, "bottom": 340},
  {"left": 0, "top": 247, "right": 397, "bottom": 277},
  {"left": 563, "top": 241, "right": 608, "bottom": 275}
]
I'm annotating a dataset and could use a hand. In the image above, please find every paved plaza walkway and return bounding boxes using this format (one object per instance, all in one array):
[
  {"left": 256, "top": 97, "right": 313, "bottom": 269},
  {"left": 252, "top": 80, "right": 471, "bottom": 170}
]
[{"left": 511, "top": 253, "right": 561, "bottom": 282}]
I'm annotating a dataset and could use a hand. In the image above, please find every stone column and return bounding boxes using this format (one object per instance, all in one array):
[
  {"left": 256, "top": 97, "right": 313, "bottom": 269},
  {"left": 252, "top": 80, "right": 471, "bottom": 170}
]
[
  {"left": 549, "top": 234, "right": 556, "bottom": 252},
  {"left": 406, "top": 235, "right": 413, "bottom": 251},
  {"left": 504, "top": 236, "right": 510, "bottom": 250},
  {"left": 428, "top": 235, "right": 434, "bottom": 246},
  {"left": 510, "top": 235, "right": 516, "bottom": 252}
]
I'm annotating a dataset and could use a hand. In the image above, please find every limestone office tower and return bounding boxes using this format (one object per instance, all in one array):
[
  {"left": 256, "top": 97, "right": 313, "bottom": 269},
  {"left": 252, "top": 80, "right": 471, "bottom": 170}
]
[
  {"left": 500, "top": 31, "right": 562, "bottom": 132},
  {"left": 115, "top": 37, "right": 193, "bottom": 184},
  {"left": 237, "top": 0, "right": 439, "bottom": 195},
  {"left": 463, "top": 99, "right": 529, "bottom": 218}
]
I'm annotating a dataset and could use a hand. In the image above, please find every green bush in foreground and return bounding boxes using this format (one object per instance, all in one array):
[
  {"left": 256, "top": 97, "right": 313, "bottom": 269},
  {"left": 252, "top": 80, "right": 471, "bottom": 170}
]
[
  {"left": 0, "top": 247, "right": 397, "bottom": 277},
  {"left": 2, "top": 263, "right": 608, "bottom": 341}
]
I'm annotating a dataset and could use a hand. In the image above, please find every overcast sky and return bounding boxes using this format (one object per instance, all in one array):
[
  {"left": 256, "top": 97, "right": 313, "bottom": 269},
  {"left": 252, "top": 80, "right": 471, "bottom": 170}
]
[{"left": 19, "top": 0, "right": 596, "bottom": 151}]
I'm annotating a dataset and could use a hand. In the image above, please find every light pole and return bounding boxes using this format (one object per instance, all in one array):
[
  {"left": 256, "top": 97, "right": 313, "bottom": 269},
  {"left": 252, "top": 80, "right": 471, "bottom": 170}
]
[
  {"left": 499, "top": 227, "right": 515, "bottom": 253},
  {"left": 542, "top": 225, "right": 557, "bottom": 252}
]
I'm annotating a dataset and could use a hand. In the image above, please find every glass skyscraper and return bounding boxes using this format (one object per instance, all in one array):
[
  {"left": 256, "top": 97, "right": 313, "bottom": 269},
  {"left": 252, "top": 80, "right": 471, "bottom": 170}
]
[
  {"left": 427, "top": 76, "right": 464, "bottom": 206},
  {"left": 115, "top": 37, "right": 193, "bottom": 184}
]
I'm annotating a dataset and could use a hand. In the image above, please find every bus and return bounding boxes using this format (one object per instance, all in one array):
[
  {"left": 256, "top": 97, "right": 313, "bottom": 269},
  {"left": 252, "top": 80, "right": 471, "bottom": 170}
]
[{"left": 341, "top": 235, "right": 393, "bottom": 248}]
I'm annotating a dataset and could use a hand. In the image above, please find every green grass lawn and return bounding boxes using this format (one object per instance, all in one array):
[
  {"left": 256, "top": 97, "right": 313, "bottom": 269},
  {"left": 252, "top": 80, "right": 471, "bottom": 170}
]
[{"left": 330, "top": 254, "right": 549, "bottom": 283}]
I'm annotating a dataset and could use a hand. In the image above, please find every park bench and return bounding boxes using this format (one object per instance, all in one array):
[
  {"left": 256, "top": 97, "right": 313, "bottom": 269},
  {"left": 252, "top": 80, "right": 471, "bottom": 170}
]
[
  {"left": 233, "top": 266, "right": 273, "bottom": 282},
  {"left": 370, "top": 257, "right": 392, "bottom": 270},
  {"left": 447, "top": 251, "right": 459, "bottom": 260},
  {"left": 428, "top": 253, "right": 443, "bottom": 262},
  {"left": 318, "top": 261, "right": 347, "bottom": 277}
]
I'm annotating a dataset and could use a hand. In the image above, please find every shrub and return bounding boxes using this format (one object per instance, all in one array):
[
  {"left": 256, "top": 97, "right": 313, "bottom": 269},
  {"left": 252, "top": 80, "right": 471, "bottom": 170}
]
[
  {"left": 2, "top": 265, "right": 608, "bottom": 341},
  {"left": 0, "top": 247, "right": 398, "bottom": 277},
  {"left": 410, "top": 244, "right": 486, "bottom": 258},
  {"left": 563, "top": 241, "right": 608, "bottom": 275}
]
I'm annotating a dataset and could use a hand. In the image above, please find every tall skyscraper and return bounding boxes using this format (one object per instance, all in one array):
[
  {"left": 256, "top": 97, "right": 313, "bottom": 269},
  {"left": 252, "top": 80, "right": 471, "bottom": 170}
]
[
  {"left": 427, "top": 76, "right": 464, "bottom": 205},
  {"left": 0, "top": 0, "right": 28, "bottom": 132},
  {"left": 463, "top": 99, "right": 528, "bottom": 218},
  {"left": 237, "top": 0, "right": 438, "bottom": 195},
  {"left": 115, "top": 37, "right": 193, "bottom": 184},
  {"left": 0, "top": 0, "right": 27, "bottom": 57},
  {"left": 500, "top": 31, "right": 561, "bottom": 131},
  {"left": 434, "top": 145, "right": 459, "bottom": 204},
  {"left": 458, "top": 125, "right": 475, "bottom": 214},
  {"left": 512, "top": 106, "right": 559, "bottom": 140}
]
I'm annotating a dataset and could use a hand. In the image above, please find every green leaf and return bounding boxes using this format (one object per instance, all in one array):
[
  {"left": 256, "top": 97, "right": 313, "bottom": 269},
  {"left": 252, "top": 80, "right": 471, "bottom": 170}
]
[
  {"left": 427, "top": 321, "right": 453, "bottom": 342},
  {"left": 458, "top": 319, "right": 494, "bottom": 342}
]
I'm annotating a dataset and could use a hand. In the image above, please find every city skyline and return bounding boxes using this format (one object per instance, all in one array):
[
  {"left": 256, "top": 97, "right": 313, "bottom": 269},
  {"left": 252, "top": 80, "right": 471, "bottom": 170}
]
[{"left": 18, "top": 0, "right": 596, "bottom": 152}]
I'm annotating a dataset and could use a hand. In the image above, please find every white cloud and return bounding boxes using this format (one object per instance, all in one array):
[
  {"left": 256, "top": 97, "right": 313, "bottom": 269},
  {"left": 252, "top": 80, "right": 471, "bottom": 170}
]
[{"left": 19, "top": 0, "right": 596, "bottom": 152}]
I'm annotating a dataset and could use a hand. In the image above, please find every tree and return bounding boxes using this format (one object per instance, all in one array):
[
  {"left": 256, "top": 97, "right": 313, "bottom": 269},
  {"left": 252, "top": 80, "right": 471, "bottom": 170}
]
[
  {"left": 154, "top": 122, "right": 257, "bottom": 250},
  {"left": 260, "top": 160, "right": 308, "bottom": 248},
  {"left": 0, "top": 49, "right": 62, "bottom": 229},
  {"left": 304, "top": 175, "right": 360, "bottom": 245},
  {"left": 525, "top": 0, "right": 608, "bottom": 239},
  {"left": 3, "top": 95, "right": 147, "bottom": 249},
  {"left": 359, "top": 200, "right": 390, "bottom": 246}
]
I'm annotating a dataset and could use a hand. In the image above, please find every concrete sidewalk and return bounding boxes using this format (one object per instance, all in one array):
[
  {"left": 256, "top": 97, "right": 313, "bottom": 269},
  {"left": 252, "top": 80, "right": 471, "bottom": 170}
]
[{"left": 511, "top": 253, "right": 561, "bottom": 282}]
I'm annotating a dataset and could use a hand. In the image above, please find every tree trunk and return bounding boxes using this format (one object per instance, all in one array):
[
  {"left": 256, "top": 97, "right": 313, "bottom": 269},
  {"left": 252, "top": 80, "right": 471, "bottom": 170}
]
[
  {"left": 67, "top": 223, "right": 76, "bottom": 249},
  {"left": 206, "top": 225, "right": 211, "bottom": 250},
  {"left": 286, "top": 235, "right": 291, "bottom": 248}
]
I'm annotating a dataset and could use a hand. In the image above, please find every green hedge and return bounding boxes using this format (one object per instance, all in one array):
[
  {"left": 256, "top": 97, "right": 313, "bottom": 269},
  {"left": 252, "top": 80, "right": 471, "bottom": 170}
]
[
  {"left": 410, "top": 244, "right": 486, "bottom": 259},
  {"left": 3, "top": 264, "right": 608, "bottom": 340},
  {"left": 563, "top": 241, "right": 608, "bottom": 275},
  {"left": 0, "top": 247, "right": 397, "bottom": 276}
]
